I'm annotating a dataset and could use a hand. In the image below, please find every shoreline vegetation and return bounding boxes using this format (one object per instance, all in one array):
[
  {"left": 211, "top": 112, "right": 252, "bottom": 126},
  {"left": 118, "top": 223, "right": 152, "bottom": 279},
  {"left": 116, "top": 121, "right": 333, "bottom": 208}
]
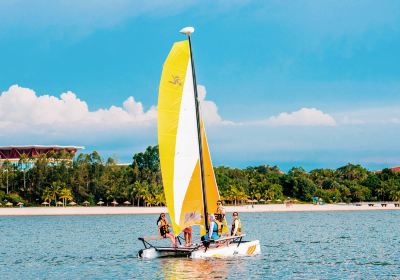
[{"left": 1, "top": 146, "right": 400, "bottom": 210}]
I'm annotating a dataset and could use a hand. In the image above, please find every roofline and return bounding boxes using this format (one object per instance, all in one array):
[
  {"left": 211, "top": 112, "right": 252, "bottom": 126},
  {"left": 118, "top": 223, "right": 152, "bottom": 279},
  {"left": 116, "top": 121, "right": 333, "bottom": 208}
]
[
  {"left": 374, "top": 166, "right": 400, "bottom": 172},
  {"left": 0, "top": 145, "right": 84, "bottom": 150}
]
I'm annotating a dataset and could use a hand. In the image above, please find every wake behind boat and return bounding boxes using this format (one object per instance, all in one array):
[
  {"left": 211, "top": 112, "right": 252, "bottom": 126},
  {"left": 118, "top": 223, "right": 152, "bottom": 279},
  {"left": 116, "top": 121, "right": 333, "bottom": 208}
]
[{"left": 138, "top": 27, "right": 261, "bottom": 259}]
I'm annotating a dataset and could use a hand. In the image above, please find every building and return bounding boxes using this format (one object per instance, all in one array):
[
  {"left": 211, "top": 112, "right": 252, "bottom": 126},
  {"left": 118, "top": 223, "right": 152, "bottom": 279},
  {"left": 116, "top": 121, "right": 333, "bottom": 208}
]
[
  {"left": 0, "top": 145, "right": 84, "bottom": 165},
  {"left": 375, "top": 166, "right": 400, "bottom": 173},
  {"left": 388, "top": 166, "right": 400, "bottom": 172}
]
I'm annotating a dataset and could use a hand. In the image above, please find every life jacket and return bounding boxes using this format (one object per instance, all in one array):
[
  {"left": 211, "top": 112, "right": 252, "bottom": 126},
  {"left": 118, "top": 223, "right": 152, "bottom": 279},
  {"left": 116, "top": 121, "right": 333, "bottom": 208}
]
[
  {"left": 159, "top": 219, "right": 170, "bottom": 236},
  {"left": 231, "top": 217, "right": 242, "bottom": 236},
  {"left": 214, "top": 207, "right": 224, "bottom": 222},
  {"left": 214, "top": 220, "right": 223, "bottom": 236},
  {"left": 215, "top": 207, "right": 229, "bottom": 234}
]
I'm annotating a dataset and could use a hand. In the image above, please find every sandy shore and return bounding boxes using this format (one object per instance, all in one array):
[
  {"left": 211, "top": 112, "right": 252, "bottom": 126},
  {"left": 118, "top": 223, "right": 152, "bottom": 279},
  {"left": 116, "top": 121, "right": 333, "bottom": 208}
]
[{"left": 0, "top": 203, "right": 399, "bottom": 216}]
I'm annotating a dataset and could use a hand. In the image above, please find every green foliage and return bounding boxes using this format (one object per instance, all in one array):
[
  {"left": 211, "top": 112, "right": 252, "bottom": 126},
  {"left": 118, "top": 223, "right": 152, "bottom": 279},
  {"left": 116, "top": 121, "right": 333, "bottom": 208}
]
[
  {"left": 389, "top": 185, "right": 400, "bottom": 201},
  {"left": 1, "top": 145, "right": 400, "bottom": 205},
  {"left": 5, "top": 192, "right": 24, "bottom": 204},
  {"left": 266, "top": 184, "right": 283, "bottom": 200},
  {"left": 132, "top": 146, "right": 161, "bottom": 185}
]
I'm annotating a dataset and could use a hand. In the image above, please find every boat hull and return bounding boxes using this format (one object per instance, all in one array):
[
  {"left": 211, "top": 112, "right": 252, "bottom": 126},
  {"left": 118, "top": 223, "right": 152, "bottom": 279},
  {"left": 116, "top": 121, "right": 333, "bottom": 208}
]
[
  {"left": 138, "top": 240, "right": 261, "bottom": 259},
  {"left": 190, "top": 240, "right": 261, "bottom": 259},
  {"left": 139, "top": 247, "right": 193, "bottom": 259}
]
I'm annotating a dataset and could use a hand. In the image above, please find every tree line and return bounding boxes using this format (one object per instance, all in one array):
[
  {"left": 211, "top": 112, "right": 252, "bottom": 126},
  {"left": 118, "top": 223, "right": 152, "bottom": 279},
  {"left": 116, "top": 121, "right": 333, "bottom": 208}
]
[{"left": 1, "top": 145, "right": 400, "bottom": 206}]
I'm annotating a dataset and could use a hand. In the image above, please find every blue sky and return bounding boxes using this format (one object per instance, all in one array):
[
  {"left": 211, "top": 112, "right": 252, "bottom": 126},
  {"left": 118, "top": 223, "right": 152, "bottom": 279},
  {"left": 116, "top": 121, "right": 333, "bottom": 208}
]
[{"left": 0, "top": 1, "right": 399, "bottom": 171}]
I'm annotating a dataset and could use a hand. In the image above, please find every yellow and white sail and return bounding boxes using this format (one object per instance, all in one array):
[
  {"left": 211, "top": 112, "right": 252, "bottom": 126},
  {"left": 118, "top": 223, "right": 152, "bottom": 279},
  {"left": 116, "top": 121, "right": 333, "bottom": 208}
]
[{"left": 158, "top": 40, "right": 220, "bottom": 236}]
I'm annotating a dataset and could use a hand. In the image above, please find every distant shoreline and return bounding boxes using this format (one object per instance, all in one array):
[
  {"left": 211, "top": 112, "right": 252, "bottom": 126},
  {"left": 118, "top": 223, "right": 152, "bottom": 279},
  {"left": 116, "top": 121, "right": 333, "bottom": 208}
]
[{"left": 0, "top": 203, "right": 399, "bottom": 216}]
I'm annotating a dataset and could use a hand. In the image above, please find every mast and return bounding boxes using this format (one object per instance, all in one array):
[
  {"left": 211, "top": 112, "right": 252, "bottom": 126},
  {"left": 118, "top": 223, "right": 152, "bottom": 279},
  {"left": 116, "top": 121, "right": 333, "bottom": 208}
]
[{"left": 180, "top": 27, "right": 209, "bottom": 232}]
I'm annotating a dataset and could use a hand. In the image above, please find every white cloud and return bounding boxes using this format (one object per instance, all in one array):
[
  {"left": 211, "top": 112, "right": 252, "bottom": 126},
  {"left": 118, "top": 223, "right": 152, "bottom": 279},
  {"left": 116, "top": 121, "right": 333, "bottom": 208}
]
[
  {"left": 0, "top": 84, "right": 231, "bottom": 161},
  {"left": 0, "top": 85, "right": 157, "bottom": 132},
  {"left": 262, "top": 108, "right": 336, "bottom": 126},
  {"left": 0, "top": 84, "right": 229, "bottom": 140},
  {"left": 197, "top": 85, "right": 233, "bottom": 125},
  {"left": 12, "top": 85, "right": 400, "bottom": 139},
  {"left": 1, "top": 85, "right": 399, "bottom": 168}
]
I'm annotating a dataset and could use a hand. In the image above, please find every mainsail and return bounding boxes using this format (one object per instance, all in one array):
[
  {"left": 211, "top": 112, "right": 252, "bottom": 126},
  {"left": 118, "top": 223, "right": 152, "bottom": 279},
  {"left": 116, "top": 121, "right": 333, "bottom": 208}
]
[{"left": 158, "top": 40, "right": 220, "bottom": 236}]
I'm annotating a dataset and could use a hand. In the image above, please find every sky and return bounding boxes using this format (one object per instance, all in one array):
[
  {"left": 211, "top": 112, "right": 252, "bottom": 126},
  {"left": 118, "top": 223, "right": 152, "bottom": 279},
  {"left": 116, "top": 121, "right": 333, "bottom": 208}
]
[{"left": 0, "top": 0, "right": 400, "bottom": 171}]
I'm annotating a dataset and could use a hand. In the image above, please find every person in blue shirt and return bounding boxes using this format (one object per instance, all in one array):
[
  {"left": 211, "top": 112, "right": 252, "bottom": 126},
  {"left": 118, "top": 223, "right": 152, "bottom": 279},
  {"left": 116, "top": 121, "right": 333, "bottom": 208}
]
[{"left": 201, "top": 214, "right": 221, "bottom": 242}]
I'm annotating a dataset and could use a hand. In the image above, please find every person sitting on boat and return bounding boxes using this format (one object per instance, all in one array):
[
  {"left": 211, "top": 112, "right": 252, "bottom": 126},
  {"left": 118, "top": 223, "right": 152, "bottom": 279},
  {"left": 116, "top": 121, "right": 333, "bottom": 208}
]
[
  {"left": 183, "top": 226, "right": 192, "bottom": 246},
  {"left": 201, "top": 214, "right": 222, "bottom": 242},
  {"left": 157, "top": 213, "right": 176, "bottom": 247},
  {"left": 215, "top": 200, "right": 228, "bottom": 235},
  {"left": 230, "top": 212, "right": 242, "bottom": 236}
]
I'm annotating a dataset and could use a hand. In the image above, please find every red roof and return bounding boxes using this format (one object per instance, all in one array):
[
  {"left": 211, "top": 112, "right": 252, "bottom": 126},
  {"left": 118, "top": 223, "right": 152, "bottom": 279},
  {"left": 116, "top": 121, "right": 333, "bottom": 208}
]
[
  {"left": 389, "top": 166, "right": 400, "bottom": 172},
  {"left": 0, "top": 145, "right": 84, "bottom": 161}
]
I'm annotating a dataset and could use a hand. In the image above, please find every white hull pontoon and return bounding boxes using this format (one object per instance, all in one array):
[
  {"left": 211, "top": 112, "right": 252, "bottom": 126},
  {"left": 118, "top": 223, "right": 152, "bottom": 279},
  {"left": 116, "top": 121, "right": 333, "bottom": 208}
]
[{"left": 139, "top": 235, "right": 261, "bottom": 259}]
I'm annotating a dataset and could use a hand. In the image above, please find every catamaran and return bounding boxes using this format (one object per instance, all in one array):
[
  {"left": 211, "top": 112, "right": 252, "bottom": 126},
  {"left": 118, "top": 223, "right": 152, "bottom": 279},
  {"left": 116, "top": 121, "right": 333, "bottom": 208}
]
[{"left": 138, "top": 27, "right": 261, "bottom": 259}]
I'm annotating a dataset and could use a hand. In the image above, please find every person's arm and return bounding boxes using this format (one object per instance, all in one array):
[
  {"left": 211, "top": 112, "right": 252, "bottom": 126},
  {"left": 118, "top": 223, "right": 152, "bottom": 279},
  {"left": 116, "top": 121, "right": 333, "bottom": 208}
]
[
  {"left": 157, "top": 221, "right": 162, "bottom": 235},
  {"left": 208, "top": 221, "right": 215, "bottom": 239},
  {"left": 232, "top": 220, "right": 239, "bottom": 236}
]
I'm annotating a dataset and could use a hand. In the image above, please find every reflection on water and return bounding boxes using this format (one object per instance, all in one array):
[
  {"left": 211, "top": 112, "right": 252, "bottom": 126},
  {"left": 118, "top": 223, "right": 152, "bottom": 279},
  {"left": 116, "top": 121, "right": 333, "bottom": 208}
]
[{"left": 161, "top": 258, "right": 230, "bottom": 280}]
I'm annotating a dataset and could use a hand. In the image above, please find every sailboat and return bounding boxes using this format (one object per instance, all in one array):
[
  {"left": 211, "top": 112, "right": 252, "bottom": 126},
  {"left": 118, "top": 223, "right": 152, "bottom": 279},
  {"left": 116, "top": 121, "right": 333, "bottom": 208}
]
[{"left": 138, "top": 27, "right": 261, "bottom": 259}]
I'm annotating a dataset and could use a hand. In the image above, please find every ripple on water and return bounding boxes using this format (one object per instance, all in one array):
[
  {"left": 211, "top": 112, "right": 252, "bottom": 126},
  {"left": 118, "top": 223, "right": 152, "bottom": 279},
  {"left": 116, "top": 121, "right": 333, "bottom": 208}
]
[{"left": 0, "top": 211, "right": 399, "bottom": 279}]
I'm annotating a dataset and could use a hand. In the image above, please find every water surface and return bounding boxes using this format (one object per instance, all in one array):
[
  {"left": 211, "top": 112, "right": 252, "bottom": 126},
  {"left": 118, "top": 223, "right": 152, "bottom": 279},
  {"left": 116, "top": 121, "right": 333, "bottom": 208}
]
[{"left": 1, "top": 211, "right": 399, "bottom": 279}]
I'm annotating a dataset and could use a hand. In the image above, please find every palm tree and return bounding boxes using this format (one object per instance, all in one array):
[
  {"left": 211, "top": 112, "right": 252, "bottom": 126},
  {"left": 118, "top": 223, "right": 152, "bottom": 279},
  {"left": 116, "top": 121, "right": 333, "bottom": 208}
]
[
  {"left": 237, "top": 191, "right": 248, "bottom": 205},
  {"left": 227, "top": 185, "right": 247, "bottom": 206},
  {"left": 42, "top": 187, "right": 52, "bottom": 205},
  {"left": 154, "top": 192, "right": 165, "bottom": 206},
  {"left": 144, "top": 193, "right": 155, "bottom": 207},
  {"left": 352, "top": 185, "right": 370, "bottom": 202},
  {"left": 137, "top": 182, "right": 149, "bottom": 207},
  {"left": 376, "top": 182, "right": 387, "bottom": 201},
  {"left": 226, "top": 185, "right": 238, "bottom": 205},
  {"left": 49, "top": 181, "right": 63, "bottom": 206},
  {"left": 254, "top": 192, "right": 262, "bottom": 202},
  {"left": 389, "top": 186, "right": 400, "bottom": 202},
  {"left": 127, "top": 183, "right": 139, "bottom": 206},
  {"left": 266, "top": 184, "right": 283, "bottom": 201},
  {"left": 59, "top": 188, "right": 73, "bottom": 207}
]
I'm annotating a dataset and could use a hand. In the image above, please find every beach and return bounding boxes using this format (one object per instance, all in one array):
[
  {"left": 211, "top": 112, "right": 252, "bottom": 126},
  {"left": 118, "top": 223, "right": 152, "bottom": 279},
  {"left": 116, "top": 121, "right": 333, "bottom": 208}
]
[{"left": 0, "top": 203, "right": 399, "bottom": 216}]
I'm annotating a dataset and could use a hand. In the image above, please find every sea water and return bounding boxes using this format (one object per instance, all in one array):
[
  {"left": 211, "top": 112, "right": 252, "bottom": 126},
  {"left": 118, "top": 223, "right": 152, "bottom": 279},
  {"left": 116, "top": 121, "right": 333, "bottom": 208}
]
[{"left": 0, "top": 211, "right": 399, "bottom": 279}]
